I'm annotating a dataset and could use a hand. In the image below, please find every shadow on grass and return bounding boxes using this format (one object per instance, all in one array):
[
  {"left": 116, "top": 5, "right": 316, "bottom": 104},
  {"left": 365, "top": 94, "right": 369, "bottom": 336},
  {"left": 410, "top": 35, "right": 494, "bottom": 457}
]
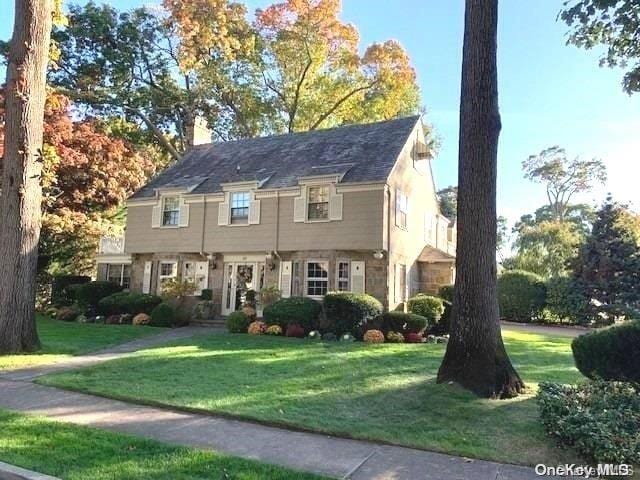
[{"left": 38, "top": 332, "right": 585, "bottom": 466}]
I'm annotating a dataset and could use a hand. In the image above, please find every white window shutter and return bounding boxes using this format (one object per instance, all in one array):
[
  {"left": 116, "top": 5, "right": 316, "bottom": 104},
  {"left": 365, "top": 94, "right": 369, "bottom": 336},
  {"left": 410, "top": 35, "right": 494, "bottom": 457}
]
[
  {"left": 195, "top": 261, "right": 209, "bottom": 295},
  {"left": 329, "top": 186, "right": 343, "bottom": 221},
  {"left": 142, "top": 261, "right": 153, "bottom": 294},
  {"left": 351, "top": 261, "right": 365, "bottom": 294},
  {"left": 151, "top": 205, "right": 161, "bottom": 228},
  {"left": 218, "top": 202, "right": 229, "bottom": 226},
  {"left": 178, "top": 198, "right": 190, "bottom": 227},
  {"left": 293, "top": 189, "right": 306, "bottom": 222},
  {"left": 249, "top": 199, "right": 261, "bottom": 224},
  {"left": 280, "top": 261, "right": 292, "bottom": 298}
]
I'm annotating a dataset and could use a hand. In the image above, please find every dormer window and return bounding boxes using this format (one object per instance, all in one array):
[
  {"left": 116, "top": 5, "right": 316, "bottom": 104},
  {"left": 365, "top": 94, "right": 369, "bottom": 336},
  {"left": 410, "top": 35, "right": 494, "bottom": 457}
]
[
  {"left": 230, "top": 191, "right": 250, "bottom": 224},
  {"left": 162, "top": 196, "right": 180, "bottom": 226},
  {"left": 307, "top": 186, "right": 329, "bottom": 220}
]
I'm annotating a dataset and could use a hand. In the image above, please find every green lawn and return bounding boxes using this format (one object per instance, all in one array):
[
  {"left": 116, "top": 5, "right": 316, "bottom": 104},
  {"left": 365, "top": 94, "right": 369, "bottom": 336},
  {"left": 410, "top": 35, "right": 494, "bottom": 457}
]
[
  {"left": 0, "top": 409, "right": 324, "bottom": 480},
  {"left": 39, "top": 329, "right": 585, "bottom": 466},
  {"left": 0, "top": 316, "right": 161, "bottom": 370}
]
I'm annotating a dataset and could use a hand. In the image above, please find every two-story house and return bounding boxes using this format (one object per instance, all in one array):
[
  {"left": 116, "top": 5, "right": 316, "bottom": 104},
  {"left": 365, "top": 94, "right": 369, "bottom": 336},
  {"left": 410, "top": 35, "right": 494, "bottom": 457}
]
[{"left": 95, "top": 116, "right": 456, "bottom": 315}]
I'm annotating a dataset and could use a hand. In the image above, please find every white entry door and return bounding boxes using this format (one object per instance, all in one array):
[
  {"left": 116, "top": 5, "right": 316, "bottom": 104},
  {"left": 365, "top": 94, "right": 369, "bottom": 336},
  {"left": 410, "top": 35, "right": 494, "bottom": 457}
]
[{"left": 221, "top": 262, "right": 266, "bottom": 316}]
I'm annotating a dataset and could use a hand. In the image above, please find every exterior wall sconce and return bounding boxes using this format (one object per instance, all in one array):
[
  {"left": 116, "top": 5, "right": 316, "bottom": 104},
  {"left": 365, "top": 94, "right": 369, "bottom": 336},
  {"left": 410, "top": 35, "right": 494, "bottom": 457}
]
[
  {"left": 206, "top": 253, "right": 217, "bottom": 269},
  {"left": 373, "top": 250, "right": 384, "bottom": 260}
]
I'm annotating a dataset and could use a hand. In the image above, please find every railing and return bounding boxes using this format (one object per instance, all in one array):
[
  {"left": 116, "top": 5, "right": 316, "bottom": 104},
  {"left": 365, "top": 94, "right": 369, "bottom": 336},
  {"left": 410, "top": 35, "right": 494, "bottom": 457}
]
[{"left": 99, "top": 236, "right": 125, "bottom": 255}]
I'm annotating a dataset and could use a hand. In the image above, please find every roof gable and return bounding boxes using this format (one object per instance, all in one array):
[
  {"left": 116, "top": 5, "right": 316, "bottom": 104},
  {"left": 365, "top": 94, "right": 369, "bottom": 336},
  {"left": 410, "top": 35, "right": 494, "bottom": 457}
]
[{"left": 131, "top": 115, "right": 421, "bottom": 199}]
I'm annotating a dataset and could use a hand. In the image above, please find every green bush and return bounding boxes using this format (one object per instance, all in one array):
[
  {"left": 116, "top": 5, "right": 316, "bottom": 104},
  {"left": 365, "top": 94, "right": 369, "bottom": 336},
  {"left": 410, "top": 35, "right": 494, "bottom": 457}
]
[
  {"left": 72, "top": 281, "right": 123, "bottom": 310},
  {"left": 200, "top": 289, "right": 213, "bottom": 301},
  {"left": 263, "top": 297, "right": 321, "bottom": 332},
  {"left": 150, "top": 302, "right": 175, "bottom": 327},
  {"left": 323, "top": 292, "right": 383, "bottom": 337},
  {"left": 571, "top": 320, "right": 640, "bottom": 382},
  {"left": 537, "top": 381, "right": 640, "bottom": 465},
  {"left": 374, "top": 311, "right": 428, "bottom": 334},
  {"left": 98, "top": 292, "right": 162, "bottom": 316},
  {"left": 407, "top": 294, "right": 444, "bottom": 325},
  {"left": 438, "top": 285, "right": 454, "bottom": 303},
  {"left": 226, "top": 311, "right": 250, "bottom": 333},
  {"left": 51, "top": 275, "right": 90, "bottom": 306},
  {"left": 544, "top": 276, "right": 588, "bottom": 325},
  {"left": 497, "top": 270, "right": 546, "bottom": 322}
]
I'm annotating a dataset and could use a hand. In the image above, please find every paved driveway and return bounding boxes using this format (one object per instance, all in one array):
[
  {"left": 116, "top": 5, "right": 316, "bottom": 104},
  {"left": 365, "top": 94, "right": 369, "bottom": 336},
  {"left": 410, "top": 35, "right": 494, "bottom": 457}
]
[{"left": 501, "top": 321, "right": 588, "bottom": 338}]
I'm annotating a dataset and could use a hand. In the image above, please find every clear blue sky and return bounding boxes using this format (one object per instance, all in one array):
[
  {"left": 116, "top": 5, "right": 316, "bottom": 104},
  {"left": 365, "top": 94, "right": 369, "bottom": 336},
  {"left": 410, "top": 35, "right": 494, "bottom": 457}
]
[{"left": 2, "top": 0, "right": 639, "bottom": 225}]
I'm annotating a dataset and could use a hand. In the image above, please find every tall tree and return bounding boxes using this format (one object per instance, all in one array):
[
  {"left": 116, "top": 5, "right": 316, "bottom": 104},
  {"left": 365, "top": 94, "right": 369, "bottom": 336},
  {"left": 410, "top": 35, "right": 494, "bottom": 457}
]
[
  {"left": 437, "top": 0, "right": 524, "bottom": 398},
  {"left": 560, "top": 0, "right": 640, "bottom": 94},
  {"left": 522, "top": 146, "right": 606, "bottom": 222},
  {"left": 437, "top": 185, "right": 458, "bottom": 220},
  {"left": 254, "top": 0, "right": 419, "bottom": 131},
  {"left": 1, "top": 92, "right": 156, "bottom": 274},
  {"left": 0, "top": 0, "right": 54, "bottom": 353},
  {"left": 572, "top": 197, "right": 640, "bottom": 319}
]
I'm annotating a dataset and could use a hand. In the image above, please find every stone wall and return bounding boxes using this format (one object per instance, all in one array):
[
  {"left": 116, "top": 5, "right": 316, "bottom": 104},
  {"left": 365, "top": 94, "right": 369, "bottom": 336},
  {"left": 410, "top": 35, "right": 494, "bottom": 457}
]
[
  {"left": 415, "top": 261, "right": 454, "bottom": 295},
  {"left": 129, "top": 250, "right": 389, "bottom": 314}
]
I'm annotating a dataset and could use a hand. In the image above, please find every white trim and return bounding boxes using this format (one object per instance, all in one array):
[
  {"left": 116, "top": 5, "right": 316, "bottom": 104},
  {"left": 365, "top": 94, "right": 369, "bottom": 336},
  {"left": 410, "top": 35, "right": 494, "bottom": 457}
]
[
  {"left": 221, "top": 180, "right": 260, "bottom": 191},
  {"left": 157, "top": 260, "right": 178, "bottom": 295},
  {"left": 223, "top": 253, "right": 268, "bottom": 263},
  {"left": 127, "top": 199, "right": 158, "bottom": 207},
  {"left": 336, "top": 258, "right": 351, "bottom": 292},
  {"left": 304, "top": 259, "right": 329, "bottom": 299},
  {"left": 297, "top": 174, "right": 343, "bottom": 185},
  {"left": 97, "top": 255, "right": 132, "bottom": 264}
]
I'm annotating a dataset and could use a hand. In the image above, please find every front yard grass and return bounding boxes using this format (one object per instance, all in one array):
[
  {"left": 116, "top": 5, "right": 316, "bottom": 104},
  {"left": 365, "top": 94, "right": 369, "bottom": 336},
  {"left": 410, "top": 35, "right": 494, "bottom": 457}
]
[
  {"left": 0, "top": 409, "right": 324, "bottom": 480},
  {"left": 39, "top": 329, "right": 584, "bottom": 466},
  {"left": 0, "top": 315, "right": 161, "bottom": 370}
]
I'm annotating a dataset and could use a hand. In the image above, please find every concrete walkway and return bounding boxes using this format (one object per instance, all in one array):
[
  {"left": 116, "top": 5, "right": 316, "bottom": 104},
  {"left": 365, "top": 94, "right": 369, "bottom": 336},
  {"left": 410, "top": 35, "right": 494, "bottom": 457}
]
[
  {"left": 0, "top": 378, "right": 556, "bottom": 480},
  {"left": 501, "top": 321, "right": 588, "bottom": 338},
  {"left": 0, "top": 326, "right": 571, "bottom": 480},
  {"left": 1, "top": 326, "right": 216, "bottom": 382}
]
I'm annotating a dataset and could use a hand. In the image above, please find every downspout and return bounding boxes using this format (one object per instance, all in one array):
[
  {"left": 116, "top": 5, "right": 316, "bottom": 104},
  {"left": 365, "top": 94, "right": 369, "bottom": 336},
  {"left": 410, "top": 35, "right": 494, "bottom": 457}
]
[
  {"left": 199, "top": 195, "right": 207, "bottom": 257},
  {"left": 386, "top": 184, "right": 392, "bottom": 311},
  {"left": 273, "top": 190, "right": 281, "bottom": 261}
]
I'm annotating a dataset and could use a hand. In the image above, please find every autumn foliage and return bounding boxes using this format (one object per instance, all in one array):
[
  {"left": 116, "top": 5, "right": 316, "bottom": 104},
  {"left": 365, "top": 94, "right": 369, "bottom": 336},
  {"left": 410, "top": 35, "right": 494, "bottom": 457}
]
[{"left": 0, "top": 91, "right": 155, "bottom": 274}]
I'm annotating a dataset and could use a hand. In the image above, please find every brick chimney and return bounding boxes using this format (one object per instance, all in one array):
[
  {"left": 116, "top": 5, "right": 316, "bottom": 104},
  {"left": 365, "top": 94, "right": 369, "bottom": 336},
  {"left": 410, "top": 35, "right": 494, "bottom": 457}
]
[{"left": 186, "top": 116, "right": 212, "bottom": 149}]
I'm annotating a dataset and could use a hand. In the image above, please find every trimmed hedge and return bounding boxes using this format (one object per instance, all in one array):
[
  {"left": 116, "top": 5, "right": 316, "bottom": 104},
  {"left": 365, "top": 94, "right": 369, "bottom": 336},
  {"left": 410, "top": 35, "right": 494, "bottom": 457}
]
[
  {"left": 98, "top": 292, "right": 162, "bottom": 316},
  {"left": 571, "top": 320, "right": 640, "bottom": 382},
  {"left": 150, "top": 302, "right": 175, "bottom": 327},
  {"left": 226, "top": 311, "right": 250, "bottom": 333},
  {"left": 497, "top": 270, "right": 546, "bottom": 322},
  {"left": 323, "top": 292, "right": 383, "bottom": 337},
  {"left": 263, "top": 297, "right": 321, "bottom": 332},
  {"left": 407, "top": 294, "right": 444, "bottom": 325},
  {"left": 51, "top": 275, "right": 90, "bottom": 306},
  {"left": 372, "top": 311, "right": 428, "bottom": 334},
  {"left": 73, "top": 281, "right": 123, "bottom": 310},
  {"left": 438, "top": 285, "right": 454, "bottom": 303},
  {"left": 538, "top": 381, "right": 640, "bottom": 465},
  {"left": 545, "top": 276, "right": 588, "bottom": 325}
]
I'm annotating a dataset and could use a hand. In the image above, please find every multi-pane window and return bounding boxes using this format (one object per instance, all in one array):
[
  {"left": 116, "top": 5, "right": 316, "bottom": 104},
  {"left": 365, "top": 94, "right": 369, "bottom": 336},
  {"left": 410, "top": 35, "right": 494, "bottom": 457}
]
[
  {"left": 337, "top": 260, "right": 350, "bottom": 292},
  {"left": 162, "top": 197, "right": 180, "bottom": 226},
  {"left": 307, "top": 186, "right": 329, "bottom": 220},
  {"left": 158, "top": 261, "right": 177, "bottom": 294},
  {"left": 306, "top": 261, "right": 328, "bottom": 297},
  {"left": 396, "top": 191, "right": 408, "bottom": 229},
  {"left": 106, "top": 264, "right": 131, "bottom": 289},
  {"left": 230, "top": 191, "right": 250, "bottom": 224}
]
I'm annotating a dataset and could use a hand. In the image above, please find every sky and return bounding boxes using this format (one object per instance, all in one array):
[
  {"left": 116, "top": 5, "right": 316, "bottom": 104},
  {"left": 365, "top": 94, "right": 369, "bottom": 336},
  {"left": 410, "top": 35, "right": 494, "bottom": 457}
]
[{"left": 2, "top": 0, "right": 639, "bottom": 226}]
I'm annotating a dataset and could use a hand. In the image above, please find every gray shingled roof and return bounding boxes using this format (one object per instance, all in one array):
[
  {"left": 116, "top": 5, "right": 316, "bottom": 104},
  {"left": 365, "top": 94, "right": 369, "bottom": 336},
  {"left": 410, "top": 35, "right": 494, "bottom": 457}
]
[{"left": 131, "top": 115, "right": 420, "bottom": 199}]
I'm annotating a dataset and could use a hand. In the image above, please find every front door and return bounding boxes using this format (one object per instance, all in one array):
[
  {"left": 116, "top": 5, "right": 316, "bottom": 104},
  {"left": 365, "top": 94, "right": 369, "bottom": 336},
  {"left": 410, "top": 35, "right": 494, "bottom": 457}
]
[{"left": 222, "top": 262, "right": 266, "bottom": 315}]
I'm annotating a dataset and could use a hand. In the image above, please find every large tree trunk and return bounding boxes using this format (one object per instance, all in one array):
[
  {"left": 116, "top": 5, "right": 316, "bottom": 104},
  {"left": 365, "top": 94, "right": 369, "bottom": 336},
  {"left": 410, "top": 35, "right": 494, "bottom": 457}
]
[
  {"left": 0, "top": 0, "right": 53, "bottom": 353},
  {"left": 437, "top": 0, "right": 524, "bottom": 398}
]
